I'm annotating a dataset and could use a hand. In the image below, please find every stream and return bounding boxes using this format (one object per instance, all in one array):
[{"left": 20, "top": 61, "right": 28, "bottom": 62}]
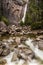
[
  {"left": 0, "top": 35, "right": 43, "bottom": 65},
  {"left": 25, "top": 38, "right": 43, "bottom": 60}
]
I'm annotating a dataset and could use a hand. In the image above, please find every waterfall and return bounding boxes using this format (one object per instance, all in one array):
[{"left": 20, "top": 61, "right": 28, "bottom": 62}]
[
  {"left": 25, "top": 38, "right": 43, "bottom": 60},
  {"left": 22, "top": 0, "right": 28, "bottom": 23}
]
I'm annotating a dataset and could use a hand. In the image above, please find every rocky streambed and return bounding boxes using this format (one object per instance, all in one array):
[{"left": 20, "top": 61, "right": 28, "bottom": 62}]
[
  {"left": 0, "top": 0, "right": 43, "bottom": 65},
  {"left": 0, "top": 35, "right": 43, "bottom": 65}
]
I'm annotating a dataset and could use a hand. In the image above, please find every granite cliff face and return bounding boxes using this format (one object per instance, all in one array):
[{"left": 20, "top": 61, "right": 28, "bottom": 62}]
[
  {"left": 0, "top": 0, "right": 27, "bottom": 25},
  {"left": 0, "top": 0, "right": 1, "bottom": 16}
]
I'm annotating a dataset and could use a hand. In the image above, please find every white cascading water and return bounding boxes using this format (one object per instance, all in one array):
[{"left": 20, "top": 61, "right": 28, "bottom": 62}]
[
  {"left": 2, "top": 38, "right": 43, "bottom": 65},
  {"left": 27, "top": 59, "right": 39, "bottom": 65},
  {"left": 4, "top": 52, "right": 16, "bottom": 65},
  {"left": 22, "top": 0, "right": 28, "bottom": 22},
  {"left": 4, "top": 52, "right": 25, "bottom": 65},
  {"left": 25, "top": 38, "right": 43, "bottom": 60}
]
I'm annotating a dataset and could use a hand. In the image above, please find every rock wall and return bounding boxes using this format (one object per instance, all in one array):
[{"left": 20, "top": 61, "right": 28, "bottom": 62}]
[
  {"left": 0, "top": 0, "right": 1, "bottom": 16},
  {"left": 1, "top": 0, "right": 27, "bottom": 25}
]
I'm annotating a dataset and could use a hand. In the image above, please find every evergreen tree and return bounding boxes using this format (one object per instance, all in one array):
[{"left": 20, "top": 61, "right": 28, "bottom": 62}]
[{"left": 25, "top": 0, "right": 43, "bottom": 29}]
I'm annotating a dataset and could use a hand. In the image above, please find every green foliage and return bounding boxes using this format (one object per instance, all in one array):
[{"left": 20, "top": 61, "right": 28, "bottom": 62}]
[
  {"left": 31, "top": 22, "right": 43, "bottom": 30},
  {"left": 20, "top": 20, "right": 24, "bottom": 26},
  {"left": 25, "top": 13, "right": 33, "bottom": 25},
  {"left": 0, "top": 16, "right": 2, "bottom": 21},
  {"left": 24, "top": 0, "right": 43, "bottom": 30},
  {"left": 0, "top": 16, "right": 9, "bottom": 25}
]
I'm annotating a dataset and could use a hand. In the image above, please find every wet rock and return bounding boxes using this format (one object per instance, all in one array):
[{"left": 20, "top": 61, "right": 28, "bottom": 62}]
[
  {"left": 15, "top": 27, "right": 22, "bottom": 32},
  {"left": 8, "top": 26, "right": 22, "bottom": 35},
  {"left": 18, "top": 44, "right": 34, "bottom": 60},
  {"left": 11, "top": 48, "right": 28, "bottom": 60},
  {"left": 18, "top": 53, "right": 28, "bottom": 60},
  {"left": 2, "top": 48, "right": 10, "bottom": 56},
  {"left": 8, "top": 25, "right": 16, "bottom": 35},
  {"left": 37, "top": 35, "right": 43, "bottom": 40},
  {"left": 32, "top": 40, "right": 39, "bottom": 48},
  {"left": 18, "top": 44, "right": 28, "bottom": 49},
  {"left": 0, "top": 21, "right": 7, "bottom": 34},
  {"left": 37, "top": 31, "right": 43, "bottom": 35},
  {"left": 32, "top": 31, "right": 38, "bottom": 35},
  {"left": 22, "top": 48, "right": 34, "bottom": 59},
  {"left": 0, "top": 59, "right": 7, "bottom": 65},
  {"left": 15, "top": 37, "right": 21, "bottom": 44},
  {"left": 9, "top": 43, "right": 17, "bottom": 51},
  {"left": 0, "top": 48, "right": 3, "bottom": 55},
  {"left": 38, "top": 40, "right": 43, "bottom": 50},
  {"left": 0, "top": 42, "right": 10, "bottom": 56},
  {"left": 11, "top": 52, "right": 18, "bottom": 61},
  {"left": 21, "top": 37, "right": 27, "bottom": 43}
]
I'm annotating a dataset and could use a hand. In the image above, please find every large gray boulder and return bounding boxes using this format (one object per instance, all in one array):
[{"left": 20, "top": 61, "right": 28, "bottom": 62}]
[
  {"left": 2, "top": 0, "right": 27, "bottom": 25},
  {"left": 0, "top": 21, "right": 7, "bottom": 33}
]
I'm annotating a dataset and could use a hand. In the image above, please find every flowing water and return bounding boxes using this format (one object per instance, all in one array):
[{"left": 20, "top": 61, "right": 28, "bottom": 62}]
[
  {"left": 25, "top": 38, "right": 43, "bottom": 60},
  {"left": 0, "top": 35, "right": 43, "bottom": 65},
  {"left": 0, "top": 0, "right": 43, "bottom": 65},
  {"left": 22, "top": 0, "right": 28, "bottom": 22}
]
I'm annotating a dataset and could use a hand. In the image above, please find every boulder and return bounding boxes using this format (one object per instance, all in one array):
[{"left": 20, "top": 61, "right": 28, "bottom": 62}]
[
  {"left": 0, "top": 41, "right": 10, "bottom": 56},
  {"left": 20, "top": 37, "right": 27, "bottom": 43},
  {"left": 2, "top": 48, "right": 10, "bottom": 56},
  {"left": 9, "top": 43, "right": 18, "bottom": 51},
  {"left": 15, "top": 27, "right": 22, "bottom": 32},
  {"left": 15, "top": 37, "right": 21, "bottom": 44},
  {"left": 11, "top": 52, "right": 18, "bottom": 61},
  {"left": 37, "top": 31, "right": 43, "bottom": 35},
  {"left": 0, "top": 48, "right": 3, "bottom": 55},
  {"left": 8, "top": 25, "right": 16, "bottom": 34},
  {"left": 2, "top": 0, "right": 27, "bottom": 25},
  {"left": 0, "top": 21, "right": 7, "bottom": 33},
  {"left": 0, "top": 59, "right": 7, "bottom": 65},
  {"left": 38, "top": 40, "right": 43, "bottom": 50},
  {"left": 18, "top": 44, "right": 34, "bottom": 60},
  {"left": 38, "top": 35, "right": 43, "bottom": 40}
]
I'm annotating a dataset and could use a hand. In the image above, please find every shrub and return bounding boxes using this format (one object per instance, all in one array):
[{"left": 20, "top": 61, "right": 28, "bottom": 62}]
[
  {"left": 0, "top": 16, "right": 1, "bottom": 21},
  {"left": 41, "top": 21, "right": 43, "bottom": 29},
  {"left": 0, "top": 16, "right": 9, "bottom": 25},
  {"left": 24, "top": 20, "right": 32, "bottom": 26},
  {"left": 20, "top": 20, "right": 24, "bottom": 26},
  {"left": 31, "top": 22, "right": 42, "bottom": 30}
]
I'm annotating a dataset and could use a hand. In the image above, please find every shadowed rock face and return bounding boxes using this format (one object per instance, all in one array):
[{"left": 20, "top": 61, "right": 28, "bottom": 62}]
[
  {"left": 1, "top": 0, "right": 27, "bottom": 25},
  {"left": 0, "top": 0, "right": 1, "bottom": 16}
]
